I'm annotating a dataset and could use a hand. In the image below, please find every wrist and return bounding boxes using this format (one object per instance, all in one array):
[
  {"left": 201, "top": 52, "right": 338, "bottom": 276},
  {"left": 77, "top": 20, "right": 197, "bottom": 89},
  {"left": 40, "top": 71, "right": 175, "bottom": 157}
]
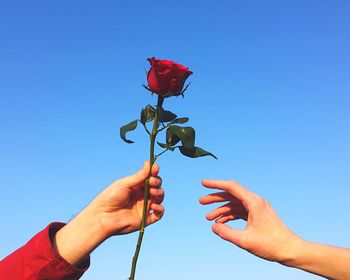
[
  {"left": 53, "top": 205, "right": 109, "bottom": 266},
  {"left": 278, "top": 234, "right": 308, "bottom": 268}
]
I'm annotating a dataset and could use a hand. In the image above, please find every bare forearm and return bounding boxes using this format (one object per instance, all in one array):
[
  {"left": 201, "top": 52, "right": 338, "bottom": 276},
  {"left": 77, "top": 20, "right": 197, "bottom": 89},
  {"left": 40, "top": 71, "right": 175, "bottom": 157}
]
[
  {"left": 52, "top": 206, "right": 108, "bottom": 266},
  {"left": 283, "top": 239, "right": 350, "bottom": 280}
]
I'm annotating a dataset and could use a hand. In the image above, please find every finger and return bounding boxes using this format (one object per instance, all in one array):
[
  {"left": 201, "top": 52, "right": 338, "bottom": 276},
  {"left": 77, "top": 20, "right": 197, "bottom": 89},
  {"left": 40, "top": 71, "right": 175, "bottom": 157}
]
[
  {"left": 202, "top": 180, "right": 255, "bottom": 207},
  {"left": 149, "top": 176, "right": 162, "bottom": 188},
  {"left": 120, "top": 161, "right": 150, "bottom": 188},
  {"left": 150, "top": 203, "right": 164, "bottom": 213},
  {"left": 151, "top": 163, "right": 160, "bottom": 177},
  {"left": 206, "top": 202, "right": 246, "bottom": 221},
  {"left": 149, "top": 187, "right": 165, "bottom": 204},
  {"left": 212, "top": 223, "right": 245, "bottom": 248},
  {"left": 215, "top": 211, "right": 248, "bottom": 223},
  {"left": 146, "top": 204, "right": 165, "bottom": 225},
  {"left": 199, "top": 191, "right": 241, "bottom": 205},
  {"left": 215, "top": 214, "right": 241, "bottom": 223}
]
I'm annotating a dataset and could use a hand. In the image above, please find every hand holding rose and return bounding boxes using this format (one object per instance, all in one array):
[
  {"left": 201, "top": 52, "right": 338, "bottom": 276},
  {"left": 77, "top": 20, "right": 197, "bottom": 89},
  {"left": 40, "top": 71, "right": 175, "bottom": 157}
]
[{"left": 52, "top": 161, "right": 165, "bottom": 266}]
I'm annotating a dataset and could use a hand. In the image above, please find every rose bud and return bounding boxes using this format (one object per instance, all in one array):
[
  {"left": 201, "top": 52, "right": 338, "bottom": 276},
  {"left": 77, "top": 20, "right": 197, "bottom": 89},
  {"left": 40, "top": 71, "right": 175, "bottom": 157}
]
[{"left": 147, "top": 57, "right": 193, "bottom": 98}]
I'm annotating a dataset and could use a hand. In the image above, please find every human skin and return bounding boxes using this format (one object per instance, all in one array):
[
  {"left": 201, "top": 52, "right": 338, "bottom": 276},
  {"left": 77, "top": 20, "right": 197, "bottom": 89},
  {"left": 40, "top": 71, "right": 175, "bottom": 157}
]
[
  {"left": 52, "top": 161, "right": 165, "bottom": 266},
  {"left": 200, "top": 180, "right": 350, "bottom": 280}
]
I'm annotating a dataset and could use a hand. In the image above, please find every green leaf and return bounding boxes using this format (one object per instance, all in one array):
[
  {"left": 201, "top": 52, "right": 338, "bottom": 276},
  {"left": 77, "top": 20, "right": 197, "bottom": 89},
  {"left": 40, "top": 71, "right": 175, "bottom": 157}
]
[
  {"left": 159, "top": 108, "right": 177, "bottom": 122},
  {"left": 140, "top": 105, "right": 156, "bottom": 124},
  {"left": 120, "top": 120, "right": 138, "bottom": 143},
  {"left": 157, "top": 142, "right": 175, "bottom": 151},
  {"left": 166, "top": 128, "right": 181, "bottom": 146},
  {"left": 178, "top": 146, "right": 218, "bottom": 159},
  {"left": 140, "top": 109, "right": 146, "bottom": 124},
  {"left": 166, "top": 125, "right": 195, "bottom": 148},
  {"left": 168, "top": 117, "right": 189, "bottom": 125}
]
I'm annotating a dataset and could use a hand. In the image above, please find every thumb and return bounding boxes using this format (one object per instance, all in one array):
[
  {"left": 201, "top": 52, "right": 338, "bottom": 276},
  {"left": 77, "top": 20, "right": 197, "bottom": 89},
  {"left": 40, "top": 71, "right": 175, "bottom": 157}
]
[
  {"left": 120, "top": 161, "right": 150, "bottom": 187},
  {"left": 212, "top": 223, "right": 245, "bottom": 248}
]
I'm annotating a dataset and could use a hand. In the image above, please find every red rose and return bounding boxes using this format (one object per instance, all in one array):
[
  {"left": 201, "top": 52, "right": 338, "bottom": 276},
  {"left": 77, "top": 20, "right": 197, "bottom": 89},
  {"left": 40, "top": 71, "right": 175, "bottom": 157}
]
[{"left": 147, "top": 57, "right": 193, "bottom": 97}]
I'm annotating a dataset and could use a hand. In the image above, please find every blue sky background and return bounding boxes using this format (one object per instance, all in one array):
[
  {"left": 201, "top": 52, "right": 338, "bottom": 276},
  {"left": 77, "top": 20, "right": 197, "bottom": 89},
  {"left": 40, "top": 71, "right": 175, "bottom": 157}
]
[{"left": 1, "top": 1, "right": 350, "bottom": 279}]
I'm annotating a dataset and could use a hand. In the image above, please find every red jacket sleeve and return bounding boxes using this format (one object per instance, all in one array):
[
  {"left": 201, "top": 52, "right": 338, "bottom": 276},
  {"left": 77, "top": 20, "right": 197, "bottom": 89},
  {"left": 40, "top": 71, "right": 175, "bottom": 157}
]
[{"left": 0, "top": 222, "right": 90, "bottom": 280}]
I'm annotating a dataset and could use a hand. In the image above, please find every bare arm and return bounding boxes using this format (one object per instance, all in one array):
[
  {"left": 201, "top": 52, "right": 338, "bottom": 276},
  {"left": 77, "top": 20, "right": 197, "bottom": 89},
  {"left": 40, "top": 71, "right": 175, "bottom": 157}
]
[{"left": 200, "top": 180, "right": 350, "bottom": 280}]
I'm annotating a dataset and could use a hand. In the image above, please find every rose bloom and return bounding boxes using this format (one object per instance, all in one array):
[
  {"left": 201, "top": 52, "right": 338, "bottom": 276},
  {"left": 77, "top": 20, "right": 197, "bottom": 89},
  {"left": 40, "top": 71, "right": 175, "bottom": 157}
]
[{"left": 147, "top": 57, "right": 193, "bottom": 97}]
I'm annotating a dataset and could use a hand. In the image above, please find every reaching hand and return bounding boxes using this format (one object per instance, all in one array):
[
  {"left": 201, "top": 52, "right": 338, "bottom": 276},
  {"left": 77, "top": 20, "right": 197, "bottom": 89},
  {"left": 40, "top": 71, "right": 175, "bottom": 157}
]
[
  {"left": 199, "top": 180, "right": 300, "bottom": 263},
  {"left": 200, "top": 180, "right": 350, "bottom": 279}
]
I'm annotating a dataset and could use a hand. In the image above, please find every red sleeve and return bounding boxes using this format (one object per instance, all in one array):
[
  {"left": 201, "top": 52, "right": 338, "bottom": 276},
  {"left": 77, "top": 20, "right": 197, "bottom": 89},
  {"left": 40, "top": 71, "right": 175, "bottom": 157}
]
[{"left": 0, "top": 222, "right": 90, "bottom": 280}]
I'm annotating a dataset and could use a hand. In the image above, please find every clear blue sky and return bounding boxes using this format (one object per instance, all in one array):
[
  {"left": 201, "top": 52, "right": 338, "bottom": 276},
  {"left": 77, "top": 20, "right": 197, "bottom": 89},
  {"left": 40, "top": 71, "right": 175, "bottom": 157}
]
[{"left": 1, "top": 1, "right": 350, "bottom": 279}]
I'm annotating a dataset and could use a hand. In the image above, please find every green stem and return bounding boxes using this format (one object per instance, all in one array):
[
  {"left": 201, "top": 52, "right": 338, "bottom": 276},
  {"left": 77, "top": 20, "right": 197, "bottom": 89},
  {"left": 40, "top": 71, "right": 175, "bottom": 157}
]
[
  {"left": 155, "top": 148, "right": 170, "bottom": 160},
  {"left": 129, "top": 95, "right": 164, "bottom": 280}
]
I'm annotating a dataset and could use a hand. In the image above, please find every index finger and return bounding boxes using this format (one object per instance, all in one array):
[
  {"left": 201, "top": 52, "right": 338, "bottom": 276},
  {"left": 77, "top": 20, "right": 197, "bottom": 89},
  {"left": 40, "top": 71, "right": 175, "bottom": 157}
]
[
  {"left": 151, "top": 163, "right": 160, "bottom": 177},
  {"left": 201, "top": 180, "right": 255, "bottom": 207}
]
